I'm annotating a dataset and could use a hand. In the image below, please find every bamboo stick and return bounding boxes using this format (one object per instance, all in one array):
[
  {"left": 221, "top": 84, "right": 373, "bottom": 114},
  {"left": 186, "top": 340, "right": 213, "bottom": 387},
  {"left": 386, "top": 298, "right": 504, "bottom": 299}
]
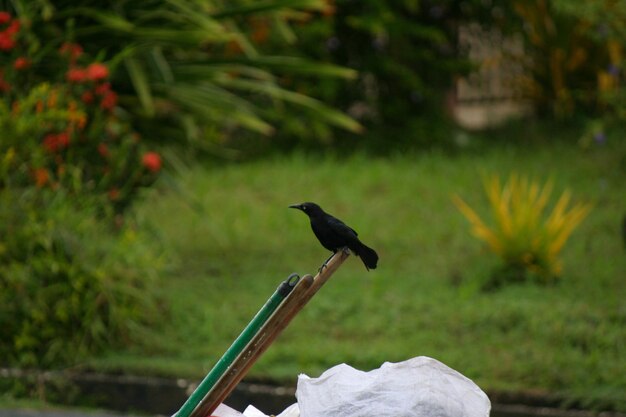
[
  {"left": 191, "top": 275, "right": 314, "bottom": 417},
  {"left": 191, "top": 250, "right": 350, "bottom": 417},
  {"left": 174, "top": 278, "right": 296, "bottom": 417}
]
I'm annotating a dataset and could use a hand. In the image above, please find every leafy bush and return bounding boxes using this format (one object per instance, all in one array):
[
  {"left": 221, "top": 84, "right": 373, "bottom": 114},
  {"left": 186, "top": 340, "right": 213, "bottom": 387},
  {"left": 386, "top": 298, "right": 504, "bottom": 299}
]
[
  {"left": 0, "top": 10, "right": 165, "bottom": 368},
  {"left": 453, "top": 173, "right": 591, "bottom": 288},
  {"left": 0, "top": 188, "right": 163, "bottom": 367},
  {"left": 268, "top": 0, "right": 473, "bottom": 149},
  {"left": 491, "top": 1, "right": 626, "bottom": 122},
  {"left": 0, "top": 14, "right": 162, "bottom": 212},
  {"left": 6, "top": 0, "right": 361, "bottom": 151}
]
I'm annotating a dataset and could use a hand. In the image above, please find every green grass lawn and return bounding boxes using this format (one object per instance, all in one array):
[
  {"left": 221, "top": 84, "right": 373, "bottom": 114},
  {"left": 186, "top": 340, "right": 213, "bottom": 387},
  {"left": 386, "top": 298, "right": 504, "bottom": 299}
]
[{"left": 91, "top": 137, "right": 625, "bottom": 411}]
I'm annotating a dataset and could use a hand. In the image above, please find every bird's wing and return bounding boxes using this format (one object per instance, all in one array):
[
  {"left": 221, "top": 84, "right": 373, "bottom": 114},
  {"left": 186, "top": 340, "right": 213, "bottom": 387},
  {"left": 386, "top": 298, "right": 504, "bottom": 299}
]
[{"left": 327, "top": 215, "right": 359, "bottom": 237}]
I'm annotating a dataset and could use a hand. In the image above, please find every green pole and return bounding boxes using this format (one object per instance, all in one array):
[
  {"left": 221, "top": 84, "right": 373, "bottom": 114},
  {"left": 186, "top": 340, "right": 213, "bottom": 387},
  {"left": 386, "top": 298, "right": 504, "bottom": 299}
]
[{"left": 174, "top": 276, "right": 298, "bottom": 417}]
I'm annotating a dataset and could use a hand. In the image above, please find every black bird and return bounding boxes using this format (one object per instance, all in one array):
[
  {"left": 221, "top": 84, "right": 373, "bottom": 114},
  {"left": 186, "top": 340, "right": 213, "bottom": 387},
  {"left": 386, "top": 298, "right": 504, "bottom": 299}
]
[{"left": 289, "top": 202, "right": 378, "bottom": 271}]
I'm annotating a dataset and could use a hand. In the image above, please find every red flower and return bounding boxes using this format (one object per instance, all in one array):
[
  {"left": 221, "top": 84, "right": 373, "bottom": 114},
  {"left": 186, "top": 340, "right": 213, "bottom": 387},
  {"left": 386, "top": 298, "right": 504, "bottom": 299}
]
[
  {"left": 98, "top": 143, "right": 110, "bottom": 158},
  {"left": 0, "top": 12, "right": 11, "bottom": 25},
  {"left": 81, "top": 90, "right": 94, "bottom": 104},
  {"left": 13, "top": 56, "right": 30, "bottom": 70},
  {"left": 100, "top": 90, "right": 117, "bottom": 110},
  {"left": 56, "top": 131, "right": 70, "bottom": 148},
  {"left": 142, "top": 151, "right": 162, "bottom": 173},
  {"left": 59, "top": 42, "right": 83, "bottom": 62},
  {"left": 0, "top": 16, "right": 19, "bottom": 51},
  {"left": 0, "top": 32, "right": 15, "bottom": 51},
  {"left": 95, "top": 82, "right": 111, "bottom": 95},
  {"left": 43, "top": 133, "right": 60, "bottom": 152},
  {"left": 86, "top": 63, "right": 109, "bottom": 81},
  {"left": 33, "top": 168, "right": 49, "bottom": 188},
  {"left": 42, "top": 132, "right": 70, "bottom": 153},
  {"left": 66, "top": 67, "right": 87, "bottom": 83},
  {"left": 5, "top": 19, "right": 19, "bottom": 35}
]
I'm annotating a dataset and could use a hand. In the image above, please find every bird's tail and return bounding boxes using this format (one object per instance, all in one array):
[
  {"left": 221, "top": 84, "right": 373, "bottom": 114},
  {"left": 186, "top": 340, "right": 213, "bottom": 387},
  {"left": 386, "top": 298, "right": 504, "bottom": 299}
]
[{"left": 356, "top": 242, "right": 378, "bottom": 271}]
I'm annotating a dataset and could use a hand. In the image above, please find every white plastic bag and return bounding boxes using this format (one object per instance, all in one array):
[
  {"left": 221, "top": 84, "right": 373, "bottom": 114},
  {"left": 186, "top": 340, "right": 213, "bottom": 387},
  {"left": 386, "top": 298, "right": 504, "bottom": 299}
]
[
  {"left": 296, "top": 356, "right": 490, "bottom": 417},
  {"left": 212, "top": 403, "right": 300, "bottom": 417},
  {"left": 243, "top": 403, "right": 300, "bottom": 417},
  {"left": 212, "top": 403, "right": 245, "bottom": 417}
]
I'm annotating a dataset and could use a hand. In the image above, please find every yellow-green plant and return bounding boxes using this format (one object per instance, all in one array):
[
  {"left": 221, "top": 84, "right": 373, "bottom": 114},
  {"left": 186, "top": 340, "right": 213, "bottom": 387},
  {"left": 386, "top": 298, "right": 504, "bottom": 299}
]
[{"left": 453, "top": 173, "right": 592, "bottom": 285}]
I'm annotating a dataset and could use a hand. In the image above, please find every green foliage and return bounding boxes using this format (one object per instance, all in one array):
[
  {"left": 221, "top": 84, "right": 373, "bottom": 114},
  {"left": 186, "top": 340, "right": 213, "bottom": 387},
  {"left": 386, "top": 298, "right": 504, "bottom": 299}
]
[
  {"left": 269, "top": 0, "right": 473, "bottom": 149},
  {"left": 454, "top": 173, "right": 591, "bottom": 288},
  {"left": 99, "top": 138, "right": 625, "bottom": 411},
  {"left": 501, "top": 1, "right": 626, "bottom": 121},
  {"left": 0, "top": 188, "right": 164, "bottom": 367},
  {"left": 0, "top": 10, "right": 166, "bottom": 368},
  {"left": 0, "top": 12, "right": 162, "bottom": 212},
  {"left": 5, "top": 0, "right": 361, "bottom": 149}
]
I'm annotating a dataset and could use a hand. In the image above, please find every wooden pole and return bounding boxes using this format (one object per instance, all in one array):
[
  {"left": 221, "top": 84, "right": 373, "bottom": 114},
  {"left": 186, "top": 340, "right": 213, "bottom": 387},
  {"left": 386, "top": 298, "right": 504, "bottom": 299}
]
[
  {"left": 190, "top": 250, "right": 350, "bottom": 417},
  {"left": 174, "top": 278, "right": 295, "bottom": 417}
]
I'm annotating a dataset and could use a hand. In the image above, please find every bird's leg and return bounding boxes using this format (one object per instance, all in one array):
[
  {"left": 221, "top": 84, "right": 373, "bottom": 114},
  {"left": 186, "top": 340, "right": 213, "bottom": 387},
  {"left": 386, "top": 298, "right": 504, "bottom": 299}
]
[
  {"left": 318, "top": 251, "right": 336, "bottom": 273},
  {"left": 318, "top": 247, "right": 351, "bottom": 273}
]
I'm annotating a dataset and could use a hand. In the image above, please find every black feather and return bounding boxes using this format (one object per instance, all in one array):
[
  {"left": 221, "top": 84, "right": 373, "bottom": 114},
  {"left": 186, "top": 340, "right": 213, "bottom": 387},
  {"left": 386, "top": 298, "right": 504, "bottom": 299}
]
[{"left": 290, "top": 202, "right": 379, "bottom": 270}]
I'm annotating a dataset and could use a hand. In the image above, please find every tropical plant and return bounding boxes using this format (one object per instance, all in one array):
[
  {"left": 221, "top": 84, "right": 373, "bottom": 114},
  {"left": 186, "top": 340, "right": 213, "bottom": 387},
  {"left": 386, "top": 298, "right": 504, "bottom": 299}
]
[
  {"left": 0, "top": 10, "right": 165, "bottom": 367},
  {"left": 0, "top": 187, "right": 164, "bottom": 367},
  {"left": 269, "top": 0, "right": 475, "bottom": 149},
  {"left": 4, "top": 0, "right": 361, "bottom": 151},
  {"left": 498, "top": 0, "right": 626, "bottom": 120},
  {"left": 453, "top": 173, "right": 592, "bottom": 287},
  {"left": 0, "top": 11, "right": 162, "bottom": 213}
]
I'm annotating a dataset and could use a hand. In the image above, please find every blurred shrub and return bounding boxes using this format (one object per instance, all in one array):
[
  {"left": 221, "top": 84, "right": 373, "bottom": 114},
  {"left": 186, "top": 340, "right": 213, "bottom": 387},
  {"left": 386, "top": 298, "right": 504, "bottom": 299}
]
[
  {"left": 285, "top": 0, "right": 625, "bottom": 150},
  {"left": 499, "top": 1, "right": 626, "bottom": 122},
  {"left": 6, "top": 0, "right": 361, "bottom": 153},
  {"left": 453, "top": 173, "right": 591, "bottom": 289},
  {"left": 0, "top": 10, "right": 165, "bottom": 367},
  {"left": 265, "top": 0, "right": 474, "bottom": 150},
  {"left": 0, "top": 11, "right": 162, "bottom": 212},
  {"left": 0, "top": 187, "right": 163, "bottom": 367}
]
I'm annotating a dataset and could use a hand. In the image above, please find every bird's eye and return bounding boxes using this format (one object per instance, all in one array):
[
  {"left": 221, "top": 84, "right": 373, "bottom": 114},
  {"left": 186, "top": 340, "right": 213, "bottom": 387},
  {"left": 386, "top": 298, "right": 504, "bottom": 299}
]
[{"left": 302, "top": 206, "right": 307, "bottom": 211}]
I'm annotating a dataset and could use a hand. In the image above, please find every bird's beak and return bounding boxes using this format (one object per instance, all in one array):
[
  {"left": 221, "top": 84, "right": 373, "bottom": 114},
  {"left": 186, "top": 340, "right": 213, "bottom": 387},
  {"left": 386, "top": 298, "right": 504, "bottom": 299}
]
[{"left": 289, "top": 203, "right": 303, "bottom": 211}]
